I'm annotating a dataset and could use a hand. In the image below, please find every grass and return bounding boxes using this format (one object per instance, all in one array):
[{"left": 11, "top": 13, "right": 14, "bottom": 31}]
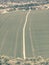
[{"left": 0, "top": 10, "right": 49, "bottom": 58}]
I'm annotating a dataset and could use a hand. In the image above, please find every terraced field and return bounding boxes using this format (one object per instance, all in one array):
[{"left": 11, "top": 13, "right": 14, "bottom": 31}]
[{"left": 0, "top": 10, "right": 49, "bottom": 58}]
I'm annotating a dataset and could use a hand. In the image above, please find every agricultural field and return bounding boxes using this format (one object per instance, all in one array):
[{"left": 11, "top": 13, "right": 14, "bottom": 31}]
[{"left": 0, "top": 10, "right": 49, "bottom": 59}]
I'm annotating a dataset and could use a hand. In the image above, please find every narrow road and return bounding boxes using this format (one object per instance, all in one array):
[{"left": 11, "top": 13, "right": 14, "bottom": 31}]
[{"left": 23, "top": 9, "right": 31, "bottom": 59}]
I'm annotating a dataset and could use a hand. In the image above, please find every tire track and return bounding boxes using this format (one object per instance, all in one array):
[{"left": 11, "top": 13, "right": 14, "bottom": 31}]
[
  {"left": 29, "top": 22, "right": 35, "bottom": 57},
  {"left": 0, "top": 30, "right": 8, "bottom": 54}
]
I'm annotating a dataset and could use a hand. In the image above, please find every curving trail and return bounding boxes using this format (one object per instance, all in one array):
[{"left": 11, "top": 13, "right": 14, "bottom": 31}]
[
  {"left": 0, "top": 30, "right": 8, "bottom": 53},
  {"left": 29, "top": 22, "right": 35, "bottom": 57},
  {"left": 23, "top": 9, "right": 31, "bottom": 59}
]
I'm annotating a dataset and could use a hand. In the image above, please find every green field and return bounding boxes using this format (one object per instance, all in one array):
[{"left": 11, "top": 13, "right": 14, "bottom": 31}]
[{"left": 0, "top": 10, "right": 49, "bottom": 58}]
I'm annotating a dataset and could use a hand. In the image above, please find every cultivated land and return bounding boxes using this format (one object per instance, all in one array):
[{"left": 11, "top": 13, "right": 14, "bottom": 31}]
[{"left": 0, "top": 10, "right": 49, "bottom": 58}]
